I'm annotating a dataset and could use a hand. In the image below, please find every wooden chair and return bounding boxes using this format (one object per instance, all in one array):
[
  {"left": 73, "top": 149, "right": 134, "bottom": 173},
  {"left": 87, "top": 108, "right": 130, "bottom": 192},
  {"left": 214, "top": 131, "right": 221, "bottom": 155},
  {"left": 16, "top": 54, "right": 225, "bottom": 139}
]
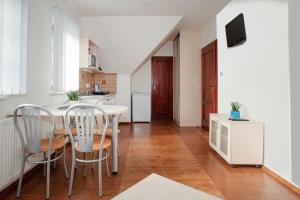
[
  {"left": 14, "top": 104, "right": 68, "bottom": 199},
  {"left": 64, "top": 104, "right": 111, "bottom": 197}
]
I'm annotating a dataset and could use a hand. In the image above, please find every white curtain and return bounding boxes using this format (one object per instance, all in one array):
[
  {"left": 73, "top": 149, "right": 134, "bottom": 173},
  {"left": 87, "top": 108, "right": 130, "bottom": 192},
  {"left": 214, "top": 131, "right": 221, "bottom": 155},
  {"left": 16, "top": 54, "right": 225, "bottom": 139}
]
[
  {"left": 51, "top": 6, "right": 79, "bottom": 93},
  {"left": 0, "top": 0, "right": 27, "bottom": 96}
]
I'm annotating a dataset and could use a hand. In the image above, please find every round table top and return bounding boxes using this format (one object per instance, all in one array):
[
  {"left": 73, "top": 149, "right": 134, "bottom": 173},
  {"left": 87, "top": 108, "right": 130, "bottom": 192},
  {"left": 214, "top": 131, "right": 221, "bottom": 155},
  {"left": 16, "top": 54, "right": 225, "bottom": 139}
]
[{"left": 47, "top": 105, "right": 129, "bottom": 116}]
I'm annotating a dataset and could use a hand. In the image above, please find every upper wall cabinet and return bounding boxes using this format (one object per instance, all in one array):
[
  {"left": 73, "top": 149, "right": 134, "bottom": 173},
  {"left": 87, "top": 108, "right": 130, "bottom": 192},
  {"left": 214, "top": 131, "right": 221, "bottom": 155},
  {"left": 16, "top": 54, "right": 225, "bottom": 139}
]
[{"left": 80, "top": 38, "right": 101, "bottom": 72}]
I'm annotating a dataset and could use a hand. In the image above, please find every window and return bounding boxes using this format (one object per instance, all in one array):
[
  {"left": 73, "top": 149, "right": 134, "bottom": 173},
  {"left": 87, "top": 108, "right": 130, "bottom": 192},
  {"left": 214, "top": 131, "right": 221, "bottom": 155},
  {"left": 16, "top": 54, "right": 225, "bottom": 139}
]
[
  {"left": 0, "top": 0, "right": 28, "bottom": 96},
  {"left": 51, "top": 6, "right": 79, "bottom": 93}
]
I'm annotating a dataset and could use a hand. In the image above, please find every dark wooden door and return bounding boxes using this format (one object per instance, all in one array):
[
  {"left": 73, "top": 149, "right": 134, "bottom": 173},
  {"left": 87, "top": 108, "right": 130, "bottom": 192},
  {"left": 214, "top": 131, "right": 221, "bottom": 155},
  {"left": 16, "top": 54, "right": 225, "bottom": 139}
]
[
  {"left": 151, "top": 56, "right": 173, "bottom": 120},
  {"left": 202, "top": 40, "right": 218, "bottom": 129}
]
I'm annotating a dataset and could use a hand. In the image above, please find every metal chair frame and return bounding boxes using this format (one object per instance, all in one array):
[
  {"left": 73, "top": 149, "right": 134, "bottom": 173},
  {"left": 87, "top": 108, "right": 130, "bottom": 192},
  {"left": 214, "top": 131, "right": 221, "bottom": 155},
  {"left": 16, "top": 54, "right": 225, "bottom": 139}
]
[
  {"left": 14, "top": 104, "right": 68, "bottom": 199},
  {"left": 64, "top": 104, "right": 110, "bottom": 197}
]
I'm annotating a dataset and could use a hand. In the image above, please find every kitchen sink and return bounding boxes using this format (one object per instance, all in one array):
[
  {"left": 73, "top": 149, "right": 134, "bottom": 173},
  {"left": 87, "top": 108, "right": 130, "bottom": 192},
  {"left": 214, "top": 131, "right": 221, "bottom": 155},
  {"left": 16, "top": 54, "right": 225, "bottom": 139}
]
[{"left": 92, "top": 91, "right": 110, "bottom": 95}]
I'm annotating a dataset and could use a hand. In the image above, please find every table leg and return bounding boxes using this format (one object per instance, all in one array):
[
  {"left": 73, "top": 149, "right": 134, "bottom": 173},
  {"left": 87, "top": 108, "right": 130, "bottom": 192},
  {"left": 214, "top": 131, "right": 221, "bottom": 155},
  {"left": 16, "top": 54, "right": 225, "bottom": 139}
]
[{"left": 112, "top": 114, "right": 119, "bottom": 175}]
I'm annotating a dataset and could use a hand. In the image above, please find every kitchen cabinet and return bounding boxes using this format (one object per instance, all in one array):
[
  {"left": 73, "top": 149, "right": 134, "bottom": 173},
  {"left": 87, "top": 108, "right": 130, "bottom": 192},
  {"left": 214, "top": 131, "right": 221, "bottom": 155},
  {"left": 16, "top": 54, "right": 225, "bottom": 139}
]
[{"left": 80, "top": 38, "right": 100, "bottom": 71}]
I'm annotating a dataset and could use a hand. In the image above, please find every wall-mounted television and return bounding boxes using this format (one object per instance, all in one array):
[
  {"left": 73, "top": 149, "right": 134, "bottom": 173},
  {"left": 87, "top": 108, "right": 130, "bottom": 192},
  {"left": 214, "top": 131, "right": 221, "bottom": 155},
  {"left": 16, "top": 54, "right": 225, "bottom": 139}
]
[{"left": 225, "top": 13, "right": 247, "bottom": 48}]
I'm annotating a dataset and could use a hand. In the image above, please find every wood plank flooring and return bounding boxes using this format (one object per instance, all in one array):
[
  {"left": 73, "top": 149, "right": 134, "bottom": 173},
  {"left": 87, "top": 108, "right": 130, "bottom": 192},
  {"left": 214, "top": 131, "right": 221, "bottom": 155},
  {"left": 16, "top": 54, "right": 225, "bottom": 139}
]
[{"left": 1, "top": 122, "right": 299, "bottom": 200}]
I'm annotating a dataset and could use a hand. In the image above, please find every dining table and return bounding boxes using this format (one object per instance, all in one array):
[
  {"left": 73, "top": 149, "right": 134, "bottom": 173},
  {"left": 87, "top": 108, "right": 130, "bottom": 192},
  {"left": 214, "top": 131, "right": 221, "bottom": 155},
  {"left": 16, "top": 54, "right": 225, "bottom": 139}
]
[{"left": 47, "top": 104, "right": 129, "bottom": 174}]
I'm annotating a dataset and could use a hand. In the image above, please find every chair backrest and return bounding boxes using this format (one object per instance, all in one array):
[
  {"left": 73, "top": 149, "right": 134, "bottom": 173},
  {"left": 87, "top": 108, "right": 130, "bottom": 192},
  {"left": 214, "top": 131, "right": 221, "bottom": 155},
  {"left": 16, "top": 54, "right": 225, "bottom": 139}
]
[
  {"left": 14, "top": 104, "right": 56, "bottom": 154},
  {"left": 64, "top": 104, "right": 108, "bottom": 153}
]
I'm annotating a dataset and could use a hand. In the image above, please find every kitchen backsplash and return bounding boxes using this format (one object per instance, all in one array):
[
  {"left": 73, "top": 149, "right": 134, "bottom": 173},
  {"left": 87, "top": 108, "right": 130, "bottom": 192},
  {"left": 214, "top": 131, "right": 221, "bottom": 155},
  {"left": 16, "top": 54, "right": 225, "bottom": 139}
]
[{"left": 79, "top": 69, "right": 117, "bottom": 94}]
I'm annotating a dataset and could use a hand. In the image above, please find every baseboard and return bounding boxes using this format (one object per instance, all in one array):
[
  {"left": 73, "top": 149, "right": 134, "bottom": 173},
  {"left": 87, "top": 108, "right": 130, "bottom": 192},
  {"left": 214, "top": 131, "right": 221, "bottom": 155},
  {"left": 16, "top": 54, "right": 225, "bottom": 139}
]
[
  {"left": 173, "top": 119, "right": 180, "bottom": 126},
  {"left": 262, "top": 166, "right": 300, "bottom": 195},
  {"left": 119, "top": 122, "right": 132, "bottom": 125}
]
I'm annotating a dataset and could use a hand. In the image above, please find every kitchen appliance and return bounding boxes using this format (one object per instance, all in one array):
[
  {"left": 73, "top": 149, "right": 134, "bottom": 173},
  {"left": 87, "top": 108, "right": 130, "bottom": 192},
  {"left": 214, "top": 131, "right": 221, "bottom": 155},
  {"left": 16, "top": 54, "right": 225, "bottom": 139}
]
[
  {"left": 95, "top": 84, "right": 101, "bottom": 92},
  {"left": 88, "top": 54, "right": 96, "bottom": 67},
  {"left": 92, "top": 91, "right": 109, "bottom": 95},
  {"left": 132, "top": 93, "right": 151, "bottom": 122}
]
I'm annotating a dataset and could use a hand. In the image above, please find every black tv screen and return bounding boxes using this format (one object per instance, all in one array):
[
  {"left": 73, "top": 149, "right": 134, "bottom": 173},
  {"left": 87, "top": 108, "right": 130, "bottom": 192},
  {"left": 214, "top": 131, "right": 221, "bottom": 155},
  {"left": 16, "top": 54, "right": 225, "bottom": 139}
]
[{"left": 225, "top": 13, "right": 247, "bottom": 48}]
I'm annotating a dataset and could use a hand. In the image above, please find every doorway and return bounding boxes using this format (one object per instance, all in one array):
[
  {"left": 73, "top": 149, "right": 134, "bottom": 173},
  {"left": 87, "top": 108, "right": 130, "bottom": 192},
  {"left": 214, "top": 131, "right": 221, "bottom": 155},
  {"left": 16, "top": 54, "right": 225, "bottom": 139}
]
[
  {"left": 201, "top": 40, "right": 218, "bottom": 129},
  {"left": 151, "top": 56, "right": 173, "bottom": 120}
]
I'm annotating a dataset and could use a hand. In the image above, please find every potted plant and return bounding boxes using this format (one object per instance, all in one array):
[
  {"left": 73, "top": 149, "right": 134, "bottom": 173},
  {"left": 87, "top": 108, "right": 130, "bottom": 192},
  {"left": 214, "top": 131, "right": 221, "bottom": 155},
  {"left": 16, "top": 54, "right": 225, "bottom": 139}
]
[
  {"left": 67, "top": 90, "right": 80, "bottom": 105},
  {"left": 231, "top": 102, "right": 241, "bottom": 119}
]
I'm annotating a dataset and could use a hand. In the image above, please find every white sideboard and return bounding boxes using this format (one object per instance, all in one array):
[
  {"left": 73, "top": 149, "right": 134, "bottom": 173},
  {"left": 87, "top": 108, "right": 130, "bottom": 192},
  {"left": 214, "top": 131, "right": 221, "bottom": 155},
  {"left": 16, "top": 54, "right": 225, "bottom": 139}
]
[{"left": 209, "top": 114, "right": 264, "bottom": 166}]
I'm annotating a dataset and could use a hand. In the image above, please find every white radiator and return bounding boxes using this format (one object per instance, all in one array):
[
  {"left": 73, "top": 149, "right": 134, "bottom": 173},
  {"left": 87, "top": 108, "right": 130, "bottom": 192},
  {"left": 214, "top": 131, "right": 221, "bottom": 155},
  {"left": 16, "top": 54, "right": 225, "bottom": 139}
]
[{"left": 0, "top": 118, "right": 35, "bottom": 192}]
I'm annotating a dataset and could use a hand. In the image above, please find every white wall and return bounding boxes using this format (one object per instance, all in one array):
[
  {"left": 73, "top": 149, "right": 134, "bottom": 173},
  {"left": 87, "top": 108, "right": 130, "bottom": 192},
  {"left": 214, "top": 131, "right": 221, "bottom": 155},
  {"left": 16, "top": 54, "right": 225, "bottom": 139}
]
[
  {"left": 116, "top": 75, "right": 131, "bottom": 122},
  {"left": 0, "top": 0, "right": 80, "bottom": 119},
  {"left": 80, "top": 16, "right": 182, "bottom": 74},
  {"left": 289, "top": 0, "right": 300, "bottom": 187},
  {"left": 131, "top": 41, "right": 173, "bottom": 94},
  {"left": 200, "top": 17, "right": 217, "bottom": 48},
  {"left": 172, "top": 17, "right": 217, "bottom": 127},
  {"left": 178, "top": 31, "right": 202, "bottom": 127},
  {"left": 217, "top": 0, "right": 291, "bottom": 180},
  {"left": 131, "top": 61, "right": 151, "bottom": 94}
]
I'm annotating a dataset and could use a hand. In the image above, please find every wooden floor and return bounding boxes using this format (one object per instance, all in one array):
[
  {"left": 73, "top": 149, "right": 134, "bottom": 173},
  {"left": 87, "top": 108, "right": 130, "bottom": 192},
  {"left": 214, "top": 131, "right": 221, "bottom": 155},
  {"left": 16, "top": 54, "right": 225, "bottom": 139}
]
[{"left": 1, "top": 122, "right": 300, "bottom": 200}]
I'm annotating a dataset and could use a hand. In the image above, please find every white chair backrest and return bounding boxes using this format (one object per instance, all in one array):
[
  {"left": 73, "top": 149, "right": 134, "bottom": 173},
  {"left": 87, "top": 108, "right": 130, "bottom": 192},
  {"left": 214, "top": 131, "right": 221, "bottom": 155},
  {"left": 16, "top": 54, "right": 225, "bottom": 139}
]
[
  {"left": 64, "top": 104, "right": 108, "bottom": 153},
  {"left": 14, "top": 104, "right": 55, "bottom": 154}
]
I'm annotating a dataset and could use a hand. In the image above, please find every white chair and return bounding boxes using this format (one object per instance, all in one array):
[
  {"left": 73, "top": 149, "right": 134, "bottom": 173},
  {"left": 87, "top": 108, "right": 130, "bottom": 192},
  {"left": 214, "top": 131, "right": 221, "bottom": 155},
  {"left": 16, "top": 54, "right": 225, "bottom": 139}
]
[
  {"left": 65, "top": 104, "right": 111, "bottom": 197},
  {"left": 14, "top": 104, "right": 68, "bottom": 199}
]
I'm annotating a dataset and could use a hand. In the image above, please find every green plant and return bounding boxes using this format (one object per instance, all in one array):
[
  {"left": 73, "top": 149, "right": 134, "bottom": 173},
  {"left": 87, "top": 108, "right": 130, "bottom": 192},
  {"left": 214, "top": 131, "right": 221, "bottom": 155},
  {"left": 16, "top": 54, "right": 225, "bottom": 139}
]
[
  {"left": 231, "top": 102, "right": 241, "bottom": 112},
  {"left": 67, "top": 90, "right": 80, "bottom": 101}
]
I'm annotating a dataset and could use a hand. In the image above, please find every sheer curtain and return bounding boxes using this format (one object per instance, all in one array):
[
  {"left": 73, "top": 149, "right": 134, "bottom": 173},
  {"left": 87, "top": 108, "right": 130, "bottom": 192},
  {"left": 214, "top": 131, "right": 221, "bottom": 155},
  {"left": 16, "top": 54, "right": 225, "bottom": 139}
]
[
  {"left": 0, "top": 0, "right": 28, "bottom": 96},
  {"left": 51, "top": 6, "right": 79, "bottom": 93}
]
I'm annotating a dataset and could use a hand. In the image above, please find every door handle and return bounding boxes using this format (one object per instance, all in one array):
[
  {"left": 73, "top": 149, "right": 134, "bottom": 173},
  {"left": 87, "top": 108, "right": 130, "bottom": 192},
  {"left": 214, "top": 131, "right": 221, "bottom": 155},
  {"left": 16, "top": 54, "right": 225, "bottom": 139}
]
[{"left": 153, "top": 85, "right": 156, "bottom": 91}]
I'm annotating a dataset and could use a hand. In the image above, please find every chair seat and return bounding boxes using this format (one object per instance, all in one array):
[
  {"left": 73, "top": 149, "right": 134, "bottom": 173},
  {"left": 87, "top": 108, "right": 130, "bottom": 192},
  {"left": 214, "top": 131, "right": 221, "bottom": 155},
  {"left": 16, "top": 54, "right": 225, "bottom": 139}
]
[
  {"left": 40, "top": 137, "right": 67, "bottom": 152},
  {"left": 55, "top": 128, "right": 77, "bottom": 136},
  {"left": 75, "top": 136, "right": 111, "bottom": 152}
]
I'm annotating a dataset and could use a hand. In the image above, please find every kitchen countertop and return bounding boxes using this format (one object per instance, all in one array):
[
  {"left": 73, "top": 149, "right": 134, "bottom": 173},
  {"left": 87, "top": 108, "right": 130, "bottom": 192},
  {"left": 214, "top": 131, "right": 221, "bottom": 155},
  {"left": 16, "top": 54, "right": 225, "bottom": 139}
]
[{"left": 79, "top": 94, "right": 115, "bottom": 99}]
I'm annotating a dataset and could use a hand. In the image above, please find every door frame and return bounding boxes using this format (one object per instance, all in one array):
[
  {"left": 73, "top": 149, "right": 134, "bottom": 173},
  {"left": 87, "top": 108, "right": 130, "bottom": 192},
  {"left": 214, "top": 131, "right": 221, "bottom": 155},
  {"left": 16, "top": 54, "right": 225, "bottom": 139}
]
[
  {"left": 151, "top": 56, "right": 173, "bottom": 120},
  {"left": 201, "top": 40, "right": 218, "bottom": 129}
]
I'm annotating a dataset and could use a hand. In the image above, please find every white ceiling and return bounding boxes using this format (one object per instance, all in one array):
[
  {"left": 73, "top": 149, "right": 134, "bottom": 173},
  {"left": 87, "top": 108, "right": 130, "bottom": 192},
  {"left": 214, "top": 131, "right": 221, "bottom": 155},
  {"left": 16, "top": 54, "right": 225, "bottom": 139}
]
[{"left": 67, "top": 0, "right": 230, "bottom": 29}]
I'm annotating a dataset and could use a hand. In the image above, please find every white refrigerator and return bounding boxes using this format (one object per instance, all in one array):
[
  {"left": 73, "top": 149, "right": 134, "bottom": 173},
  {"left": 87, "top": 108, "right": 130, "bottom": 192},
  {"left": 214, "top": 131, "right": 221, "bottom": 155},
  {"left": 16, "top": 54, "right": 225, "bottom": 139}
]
[{"left": 132, "top": 93, "right": 151, "bottom": 122}]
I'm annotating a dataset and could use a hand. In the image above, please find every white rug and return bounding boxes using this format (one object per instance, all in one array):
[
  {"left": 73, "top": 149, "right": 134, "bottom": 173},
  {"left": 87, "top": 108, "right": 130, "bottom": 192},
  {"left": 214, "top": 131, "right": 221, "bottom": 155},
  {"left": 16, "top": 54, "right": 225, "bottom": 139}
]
[{"left": 113, "top": 173, "right": 222, "bottom": 200}]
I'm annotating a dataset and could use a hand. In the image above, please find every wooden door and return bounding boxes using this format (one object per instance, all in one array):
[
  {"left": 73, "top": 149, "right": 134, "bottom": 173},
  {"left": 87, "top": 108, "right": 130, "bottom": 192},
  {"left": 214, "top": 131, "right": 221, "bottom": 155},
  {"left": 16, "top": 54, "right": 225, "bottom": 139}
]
[
  {"left": 202, "top": 40, "right": 218, "bottom": 129},
  {"left": 151, "top": 56, "right": 173, "bottom": 120}
]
